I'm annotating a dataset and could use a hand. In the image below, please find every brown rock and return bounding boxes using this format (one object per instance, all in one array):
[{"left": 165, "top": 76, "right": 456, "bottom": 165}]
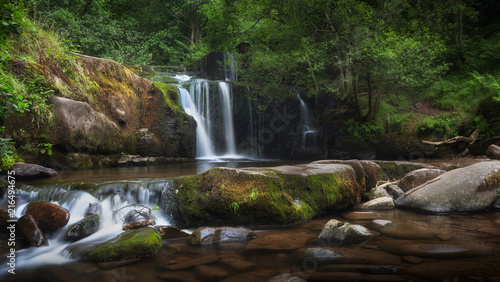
[
  {"left": 18, "top": 214, "right": 48, "bottom": 247},
  {"left": 402, "top": 256, "right": 423, "bottom": 264},
  {"left": 398, "top": 168, "right": 446, "bottom": 191},
  {"left": 162, "top": 254, "right": 218, "bottom": 270},
  {"left": 25, "top": 201, "right": 70, "bottom": 232},
  {"left": 157, "top": 226, "right": 190, "bottom": 240},
  {"left": 487, "top": 144, "right": 500, "bottom": 160},
  {"left": 220, "top": 255, "right": 255, "bottom": 272},
  {"left": 0, "top": 209, "right": 13, "bottom": 231},
  {"left": 194, "top": 265, "right": 229, "bottom": 281},
  {"left": 245, "top": 231, "right": 312, "bottom": 251},
  {"left": 10, "top": 162, "right": 57, "bottom": 180}
]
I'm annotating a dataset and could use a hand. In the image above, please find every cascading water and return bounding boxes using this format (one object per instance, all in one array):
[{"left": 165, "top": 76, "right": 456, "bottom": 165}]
[
  {"left": 219, "top": 82, "right": 237, "bottom": 156},
  {"left": 0, "top": 180, "right": 173, "bottom": 271},
  {"left": 297, "top": 94, "right": 318, "bottom": 148}
]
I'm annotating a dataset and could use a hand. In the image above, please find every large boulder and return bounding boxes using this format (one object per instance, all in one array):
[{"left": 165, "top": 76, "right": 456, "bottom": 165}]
[
  {"left": 25, "top": 201, "right": 70, "bottom": 232},
  {"left": 84, "top": 227, "right": 162, "bottom": 262},
  {"left": 188, "top": 227, "right": 256, "bottom": 245},
  {"left": 487, "top": 144, "right": 500, "bottom": 160},
  {"left": 312, "top": 160, "right": 381, "bottom": 191},
  {"left": 317, "top": 219, "right": 374, "bottom": 246},
  {"left": 167, "top": 163, "right": 364, "bottom": 227},
  {"left": 358, "top": 197, "right": 395, "bottom": 210},
  {"left": 9, "top": 162, "right": 57, "bottom": 180},
  {"left": 395, "top": 161, "right": 500, "bottom": 213},
  {"left": 398, "top": 168, "right": 446, "bottom": 191}
]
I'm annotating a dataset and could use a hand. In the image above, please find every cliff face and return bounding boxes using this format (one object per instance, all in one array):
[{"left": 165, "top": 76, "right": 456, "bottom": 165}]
[{"left": 5, "top": 53, "right": 196, "bottom": 169}]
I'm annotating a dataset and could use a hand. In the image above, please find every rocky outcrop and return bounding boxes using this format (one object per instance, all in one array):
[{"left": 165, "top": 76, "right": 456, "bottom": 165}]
[
  {"left": 10, "top": 162, "right": 57, "bottom": 179},
  {"left": 167, "top": 163, "right": 364, "bottom": 227},
  {"left": 312, "top": 160, "right": 381, "bottom": 191},
  {"left": 317, "top": 219, "right": 374, "bottom": 246},
  {"left": 25, "top": 201, "right": 70, "bottom": 232},
  {"left": 396, "top": 161, "right": 500, "bottom": 213},
  {"left": 487, "top": 144, "right": 500, "bottom": 160},
  {"left": 187, "top": 227, "right": 257, "bottom": 245},
  {"left": 398, "top": 168, "right": 446, "bottom": 191},
  {"left": 84, "top": 227, "right": 162, "bottom": 262},
  {"left": 358, "top": 197, "right": 395, "bottom": 210}
]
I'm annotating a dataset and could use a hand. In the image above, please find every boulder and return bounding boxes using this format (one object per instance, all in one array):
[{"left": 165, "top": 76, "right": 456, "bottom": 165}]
[
  {"left": 368, "top": 186, "right": 391, "bottom": 199},
  {"left": 187, "top": 227, "right": 256, "bottom": 245},
  {"left": 312, "top": 160, "right": 381, "bottom": 191},
  {"left": 374, "top": 161, "right": 434, "bottom": 180},
  {"left": 398, "top": 168, "right": 446, "bottom": 191},
  {"left": 25, "top": 201, "right": 70, "bottom": 232},
  {"left": 487, "top": 144, "right": 500, "bottom": 160},
  {"left": 317, "top": 219, "right": 374, "bottom": 246},
  {"left": 168, "top": 163, "right": 364, "bottom": 227},
  {"left": 358, "top": 197, "right": 395, "bottom": 210},
  {"left": 18, "top": 214, "right": 48, "bottom": 247},
  {"left": 66, "top": 214, "right": 100, "bottom": 241},
  {"left": 156, "top": 226, "right": 190, "bottom": 240},
  {"left": 84, "top": 227, "right": 162, "bottom": 262},
  {"left": 303, "top": 247, "right": 343, "bottom": 262},
  {"left": 122, "top": 209, "right": 155, "bottom": 230},
  {"left": 386, "top": 184, "right": 405, "bottom": 199},
  {"left": 395, "top": 161, "right": 500, "bottom": 213},
  {"left": 10, "top": 162, "right": 57, "bottom": 180},
  {"left": 50, "top": 96, "right": 121, "bottom": 154}
]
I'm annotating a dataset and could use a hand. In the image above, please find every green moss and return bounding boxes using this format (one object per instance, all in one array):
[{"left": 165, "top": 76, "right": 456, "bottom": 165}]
[
  {"left": 154, "top": 81, "right": 182, "bottom": 111},
  {"left": 85, "top": 227, "right": 162, "bottom": 262}
]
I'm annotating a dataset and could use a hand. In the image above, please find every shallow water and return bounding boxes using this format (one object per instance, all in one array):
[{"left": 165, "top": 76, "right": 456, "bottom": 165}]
[{"left": 2, "top": 160, "right": 500, "bottom": 281}]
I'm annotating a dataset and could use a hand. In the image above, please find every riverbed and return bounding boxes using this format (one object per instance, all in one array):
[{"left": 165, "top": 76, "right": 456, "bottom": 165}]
[{"left": 2, "top": 160, "right": 500, "bottom": 281}]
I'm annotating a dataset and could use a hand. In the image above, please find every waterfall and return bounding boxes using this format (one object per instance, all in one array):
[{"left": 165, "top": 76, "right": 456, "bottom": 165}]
[
  {"left": 175, "top": 74, "right": 242, "bottom": 160},
  {"left": 297, "top": 94, "right": 318, "bottom": 148},
  {"left": 219, "top": 82, "right": 237, "bottom": 156},
  {"left": 223, "top": 53, "right": 238, "bottom": 82}
]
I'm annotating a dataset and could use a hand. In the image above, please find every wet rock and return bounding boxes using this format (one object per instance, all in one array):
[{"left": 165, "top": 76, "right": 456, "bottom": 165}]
[
  {"left": 268, "top": 273, "right": 304, "bottom": 282},
  {"left": 188, "top": 227, "right": 256, "bottom": 245},
  {"left": 245, "top": 231, "right": 312, "bottom": 251},
  {"left": 368, "top": 186, "right": 391, "bottom": 200},
  {"left": 374, "top": 161, "right": 433, "bottom": 180},
  {"left": 84, "top": 227, "right": 162, "bottom": 262},
  {"left": 156, "top": 225, "right": 190, "bottom": 240},
  {"left": 317, "top": 219, "right": 374, "bottom": 246},
  {"left": 399, "top": 168, "right": 446, "bottom": 191},
  {"left": 358, "top": 197, "right": 395, "bottom": 210},
  {"left": 18, "top": 214, "right": 48, "bottom": 247},
  {"left": 85, "top": 202, "right": 102, "bottom": 217},
  {"left": 220, "top": 255, "right": 255, "bottom": 272},
  {"left": 303, "top": 247, "right": 343, "bottom": 262},
  {"left": 312, "top": 160, "right": 381, "bottom": 191},
  {"left": 402, "top": 256, "right": 423, "bottom": 264},
  {"left": 25, "top": 201, "right": 70, "bottom": 232},
  {"left": 333, "top": 247, "right": 402, "bottom": 265},
  {"left": 162, "top": 254, "right": 218, "bottom": 270},
  {"left": 10, "top": 162, "right": 57, "bottom": 180},
  {"left": 371, "top": 221, "right": 452, "bottom": 241},
  {"left": 122, "top": 209, "right": 155, "bottom": 230},
  {"left": 0, "top": 240, "right": 28, "bottom": 257},
  {"left": 66, "top": 153, "right": 93, "bottom": 170},
  {"left": 487, "top": 144, "right": 500, "bottom": 160},
  {"left": 396, "top": 161, "right": 500, "bottom": 213},
  {"left": 66, "top": 214, "right": 100, "bottom": 241},
  {"left": 378, "top": 239, "right": 496, "bottom": 258},
  {"left": 371, "top": 219, "right": 393, "bottom": 228},
  {"left": 194, "top": 265, "right": 229, "bottom": 281},
  {"left": 386, "top": 185, "right": 404, "bottom": 199},
  {"left": 493, "top": 197, "right": 500, "bottom": 209}
]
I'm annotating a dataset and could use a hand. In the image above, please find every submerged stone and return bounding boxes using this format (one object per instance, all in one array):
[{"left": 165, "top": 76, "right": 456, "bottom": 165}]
[
  {"left": 317, "top": 219, "right": 374, "bottom": 246},
  {"left": 303, "top": 247, "right": 343, "bottom": 262},
  {"left": 268, "top": 273, "right": 304, "bottom": 282},
  {"left": 187, "top": 227, "right": 256, "bottom": 245},
  {"left": 84, "top": 227, "right": 162, "bottom": 262}
]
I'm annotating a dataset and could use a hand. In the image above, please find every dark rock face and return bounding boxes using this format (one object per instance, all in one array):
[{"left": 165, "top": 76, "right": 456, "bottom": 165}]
[
  {"left": 396, "top": 161, "right": 500, "bottom": 213},
  {"left": 66, "top": 214, "right": 100, "bottom": 241},
  {"left": 317, "top": 219, "right": 374, "bottom": 246},
  {"left": 18, "top": 214, "right": 48, "bottom": 247},
  {"left": 85, "top": 202, "right": 102, "bottom": 217},
  {"left": 399, "top": 168, "right": 446, "bottom": 191},
  {"left": 487, "top": 144, "right": 500, "bottom": 160},
  {"left": 10, "top": 162, "right": 57, "bottom": 180},
  {"left": 187, "top": 227, "right": 257, "bottom": 245},
  {"left": 84, "top": 227, "right": 162, "bottom": 262},
  {"left": 25, "top": 201, "right": 70, "bottom": 232},
  {"left": 386, "top": 185, "right": 405, "bottom": 199}
]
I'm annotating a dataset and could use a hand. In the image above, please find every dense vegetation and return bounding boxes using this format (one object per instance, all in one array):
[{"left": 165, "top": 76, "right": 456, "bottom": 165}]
[{"left": 1, "top": 0, "right": 500, "bottom": 168}]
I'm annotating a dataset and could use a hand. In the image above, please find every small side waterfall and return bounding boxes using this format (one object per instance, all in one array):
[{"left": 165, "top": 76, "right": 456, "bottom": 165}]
[
  {"left": 297, "top": 94, "right": 318, "bottom": 148},
  {"left": 219, "top": 82, "right": 237, "bottom": 156},
  {"left": 223, "top": 53, "right": 238, "bottom": 82}
]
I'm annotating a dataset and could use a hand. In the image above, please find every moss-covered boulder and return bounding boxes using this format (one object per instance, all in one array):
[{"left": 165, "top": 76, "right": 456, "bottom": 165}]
[
  {"left": 84, "top": 227, "right": 162, "bottom": 262},
  {"left": 66, "top": 214, "right": 100, "bottom": 241},
  {"left": 396, "top": 161, "right": 500, "bottom": 213},
  {"left": 167, "top": 163, "right": 363, "bottom": 227},
  {"left": 374, "top": 161, "right": 435, "bottom": 180},
  {"left": 312, "top": 160, "right": 381, "bottom": 191}
]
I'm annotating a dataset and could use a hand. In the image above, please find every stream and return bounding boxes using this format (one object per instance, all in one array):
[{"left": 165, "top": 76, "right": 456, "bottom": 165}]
[{"left": 1, "top": 161, "right": 500, "bottom": 281}]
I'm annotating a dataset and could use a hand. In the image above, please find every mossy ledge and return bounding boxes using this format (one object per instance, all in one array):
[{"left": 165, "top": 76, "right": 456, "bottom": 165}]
[{"left": 167, "top": 163, "right": 365, "bottom": 228}]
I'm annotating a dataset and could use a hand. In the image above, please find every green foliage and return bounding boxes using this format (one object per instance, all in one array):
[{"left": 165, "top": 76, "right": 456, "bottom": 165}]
[
  {"left": 229, "top": 201, "right": 240, "bottom": 214},
  {"left": 20, "top": 141, "right": 53, "bottom": 156},
  {"left": 418, "top": 116, "right": 459, "bottom": 138},
  {"left": 249, "top": 188, "right": 258, "bottom": 201}
]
